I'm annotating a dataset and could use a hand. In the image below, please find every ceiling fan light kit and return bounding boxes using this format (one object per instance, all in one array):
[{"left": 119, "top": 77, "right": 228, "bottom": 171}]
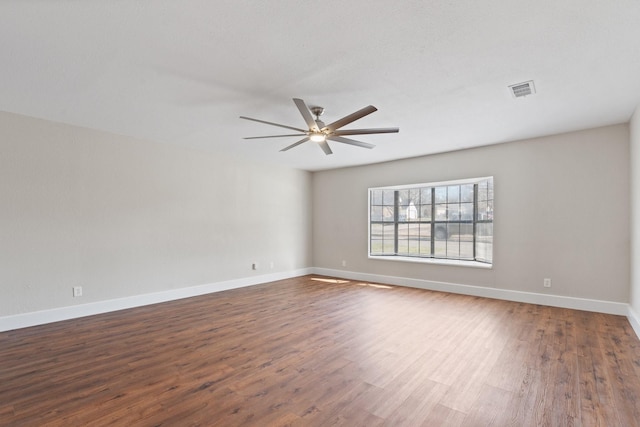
[
  {"left": 309, "top": 133, "right": 326, "bottom": 142},
  {"left": 240, "top": 98, "right": 399, "bottom": 155}
]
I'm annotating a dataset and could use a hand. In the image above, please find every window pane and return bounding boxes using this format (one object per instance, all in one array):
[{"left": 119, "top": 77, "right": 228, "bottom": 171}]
[
  {"left": 371, "top": 205, "right": 383, "bottom": 221},
  {"left": 434, "top": 223, "right": 447, "bottom": 240},
  {"left": 477, "top": 243, "right": 493, "bottom": 263},
  {"left": 435, "top": 204, "right": 447, "bottom": 221},
  {"left": 478, "top": 178, "right": 493, "bottom": 203},
  {"left": 460, "top": 203, "right": 473, "bottom": 221},
  {"left": 383, "top": 223, "right": 395, "bottom": 240},
  {"left": 476, "top": 200, "right": 493, "bottom": 221},
  {"left": 398, "top": 189, "right": 409, "bottom": 207},
  {"left": 370, "top": 240, "right": 383, "bottom": 254},
  {"left": 408, "top": 239, "right": 420, "bottom": 255},
  {"left": 408, "top": 223, "right": 420, "bottom": 255},
  {"left": 419, "top": 204, "right": 432, "bottom": 221},
  {"left": 383, "top": 189, "right": 395, "bottom": 206},
  {"left": 420, "top": 188, "right": 432, "bottom": 205},
  {"left": 371, "top": 190, "right": 383, "bottom": 205},
  {"left": 420, "top": 223, "right": 431, "bottom": 256},
  {"left": 434, "top": 238, "right": 446, "bottom": 257},
  {"left": 446, "top": 224, "right": 460, "bottom": 258},
  {"left": 478, "top": 181, "right": 489, "bottom": 201},
  {"left": 461, "top": 184, "right": 474, "bottom": 202},
  {"left": 460, "top": 229, "right": 474, "bottom": 259},
  {"left": 370, "top": 223, "right": 383, "bottom": 239},
  {"left": 382, "top": 206, "right": 394, "bottom": 221},
  {"left": 398, "top": 222, "right": 408, "bottom": 238},
  {"left": 476, "top": 222, "right": 492, "bottom": 238},
  {"left": 447, "top": 185, "right": 460, "bottom": 203},
  {"left": 405, "top": 202, "right": 418, "bottom": 221},
  {"left": 397, "top": 223, "right": 408, "bottom": 255},
  {"left": 397, "top": 238, "right": 409, "bottom": 255},
  {"left": 460, "top": 240, "right": 474, "bottom": 259},
  {"left": 477, "top": 201, "right": 488, "bottom": 221},
  {"left": 459, "top": 223, "right": 473, "bottom": 238},
  {"left": 476, "top": 223, "right": 493, "bottom": 262},
  {"left": 409, "top": 188, "right": 420, "bottom": 204},
  {"left": 435, "top": 187, "right": 447, "bottom": 203},
  {"left": 370, "top": 222, "right": 384, "bottom": 255},
  {"left": 447, "top": 204, "right": 461, "bottom": 221}
]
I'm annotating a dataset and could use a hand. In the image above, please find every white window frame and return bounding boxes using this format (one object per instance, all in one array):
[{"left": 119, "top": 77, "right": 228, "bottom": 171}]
[{"left": 368, "top": 176, "right": 493, "bottom": 268}]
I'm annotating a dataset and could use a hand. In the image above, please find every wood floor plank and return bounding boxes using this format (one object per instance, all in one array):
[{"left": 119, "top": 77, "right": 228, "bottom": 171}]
[
  {"left": 420, "top": 403, "right": 467, "bottom": 427},
  {"left": 462, "top": 383, "right": 514, "bottom": 426},
  {"left": 577, "top": 341, "right": 620, "bottom": 426},
  {"left": 2, "top": 275, "right": 640, "bottom": 426},
  {"left": 504, "top": 366, "right": 540, "bottom": 426},
  {"left": 381, "top": 380, "right": 450, "bottom": 426},
  {"left": 599, "top": 315, "right": 640, "bottom": 426}
]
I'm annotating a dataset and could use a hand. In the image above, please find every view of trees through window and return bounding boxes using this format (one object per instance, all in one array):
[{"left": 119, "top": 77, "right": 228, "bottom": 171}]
[{"left": 369, "top": 177, "right": 493, "bottom": 264}]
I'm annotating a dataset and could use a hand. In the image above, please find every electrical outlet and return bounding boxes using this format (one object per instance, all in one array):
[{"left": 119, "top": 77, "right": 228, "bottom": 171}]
[
  {"left": 73, "top": 286, "right": 83, "bottom": 297},
  {"left": 341, "top": 260, "right": 347, "bottom": 267},
  {"left": 543, "top": 278, "right": 551, "bottom": 288},
  {"left": 269, "top": 261, "right": 274, "bottom": 269}
]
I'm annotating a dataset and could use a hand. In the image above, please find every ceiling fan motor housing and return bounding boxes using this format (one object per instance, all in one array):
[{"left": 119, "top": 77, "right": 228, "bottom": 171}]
[{"left": 310, "top": 106, "right": 324, "bottom": 119}]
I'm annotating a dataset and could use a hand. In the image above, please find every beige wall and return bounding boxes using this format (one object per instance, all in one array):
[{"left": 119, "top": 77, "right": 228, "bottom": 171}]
[
  {"left": 631, "top": 106, "right": 640, "bottom": 313},
  {"left": 1, "top": 110, "right": 633, "bottom": 320},
  {"left": 0, "top": 111, "right": 312, "bottom": 316},
  {"left": 313, "top": 125, "right": 630, "bottom": 303}
]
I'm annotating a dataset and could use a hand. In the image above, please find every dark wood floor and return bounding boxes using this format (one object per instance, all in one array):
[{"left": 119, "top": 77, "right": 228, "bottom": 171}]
[{"left": 2, "top": 275, "right": 640, "bottom": 426}]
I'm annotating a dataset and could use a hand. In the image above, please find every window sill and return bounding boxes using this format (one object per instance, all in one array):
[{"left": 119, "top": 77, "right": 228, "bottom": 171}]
[{"left": 368, "top": 255, "right": 492, "bottom": 269}]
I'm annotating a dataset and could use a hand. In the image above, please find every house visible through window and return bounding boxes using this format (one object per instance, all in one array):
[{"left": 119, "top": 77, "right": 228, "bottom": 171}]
[{"left": 369, "top": 177, "right": 493, "bottom": 265}]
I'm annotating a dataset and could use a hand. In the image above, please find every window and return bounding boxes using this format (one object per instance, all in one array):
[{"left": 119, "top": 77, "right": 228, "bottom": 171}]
[{"left": 369, "top": 177, "right": 493, "bottom": 265}]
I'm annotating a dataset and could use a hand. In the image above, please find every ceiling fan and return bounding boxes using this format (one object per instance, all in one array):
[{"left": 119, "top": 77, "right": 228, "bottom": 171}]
[{"left": 240, "top": 98, "right": 399, "bottom": 155}]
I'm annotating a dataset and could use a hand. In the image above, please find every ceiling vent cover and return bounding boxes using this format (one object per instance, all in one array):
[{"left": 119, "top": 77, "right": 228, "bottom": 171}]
[{"left": 509, "top": 80, "right": 536, "bottom": 98}]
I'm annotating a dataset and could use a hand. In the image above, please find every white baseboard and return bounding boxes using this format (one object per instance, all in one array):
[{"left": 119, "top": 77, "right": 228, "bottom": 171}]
[
  {"left": 312, "top": 268, "right": 630, "bottom": 316},
  {"left": 628, "top": 306, "right": 640, "bottom": 339},
  {"left": 3, "top": 268, "right": 638, "bottom": 341},
  {"left": 0, "top": 268, "right": 312, "bottom": 332}
]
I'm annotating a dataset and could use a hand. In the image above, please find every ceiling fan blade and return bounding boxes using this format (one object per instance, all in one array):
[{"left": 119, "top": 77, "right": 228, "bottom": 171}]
[
  {"left": 332, "top": 127, "right": 399, "bottom": 136},
  {"left": 328, "top": 135, "right": 375, "bottom": 149},
  {"left": 323, "top": 105, "right": 378, "bottom": 131},
  {"left": 318, "top": 140, "right": 333, "bottom": 155},
  {"left": 244, "top": 134, "right": 307, "bottom": 139},
  {"left": 280, "top": 137, "right": 310, "bottom": 152},
  {"left": 293, "top": 98, "right": 320, "bottom": 132},
  {"left": 240, "top": 116, "right": 307, "bottom": 133}
]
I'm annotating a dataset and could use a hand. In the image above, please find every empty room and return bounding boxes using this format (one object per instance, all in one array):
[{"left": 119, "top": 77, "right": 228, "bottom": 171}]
[{"left": 2, "top": 1, "right": 640, "bottom": 426}]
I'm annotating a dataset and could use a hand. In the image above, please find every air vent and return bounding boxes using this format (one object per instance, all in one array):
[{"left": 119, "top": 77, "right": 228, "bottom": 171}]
[{"left": 509, "top": 80, "right": 536, "bottom": 98}]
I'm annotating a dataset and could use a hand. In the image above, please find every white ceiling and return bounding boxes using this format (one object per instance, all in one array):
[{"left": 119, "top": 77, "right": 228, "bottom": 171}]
[{"left": 1, "top": 1, "right": 639, "bottom": 171}]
